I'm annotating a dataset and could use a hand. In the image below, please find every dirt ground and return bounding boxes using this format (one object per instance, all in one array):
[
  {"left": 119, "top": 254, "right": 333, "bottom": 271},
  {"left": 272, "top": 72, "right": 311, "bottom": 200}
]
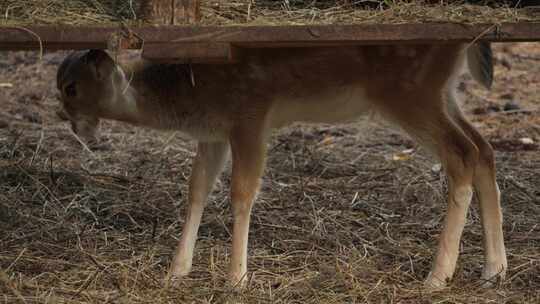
[{"left": 0, "top": 43, "right": 539, "bottom": 304}]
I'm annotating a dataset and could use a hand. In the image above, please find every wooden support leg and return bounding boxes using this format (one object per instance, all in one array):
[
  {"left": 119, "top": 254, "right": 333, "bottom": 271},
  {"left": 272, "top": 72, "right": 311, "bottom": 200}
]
[{"left": 140, "top": 0, "right": 200, "bottom": 25}]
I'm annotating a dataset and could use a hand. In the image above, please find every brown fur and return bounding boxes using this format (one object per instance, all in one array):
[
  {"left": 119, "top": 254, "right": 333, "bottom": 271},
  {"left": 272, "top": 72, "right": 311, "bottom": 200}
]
[{"left": 57, "top": 44, "right": 507, "bottom": 288}]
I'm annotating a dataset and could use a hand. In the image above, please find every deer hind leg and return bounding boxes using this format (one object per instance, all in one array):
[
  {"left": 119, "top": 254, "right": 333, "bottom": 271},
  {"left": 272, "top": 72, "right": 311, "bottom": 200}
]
[
  {"left": 447, "top": 92, "right": 507, "bottom": 286},
  {"left": 169, "top": 141, "right": 229, "bottom": 280},
  {"left": 383, "top": 94, "right": 479, "bottom": 288},
  {"left": 425, "top": 125, "right": 477, "bottom": 289},
  {"left": 228, "top": 122, "right": 268, "bottom": 288}
]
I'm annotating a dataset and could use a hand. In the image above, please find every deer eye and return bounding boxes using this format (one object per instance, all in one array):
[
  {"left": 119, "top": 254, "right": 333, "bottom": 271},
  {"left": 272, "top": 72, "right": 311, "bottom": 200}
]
[{"left": 65, "top": 82, "right": 77, "bottom": 97}]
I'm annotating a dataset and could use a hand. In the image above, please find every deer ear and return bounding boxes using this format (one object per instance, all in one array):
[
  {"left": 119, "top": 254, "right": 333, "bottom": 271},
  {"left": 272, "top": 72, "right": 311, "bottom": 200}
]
[{"left": 83, "top": 49, "right": 115, "bottom": 80}]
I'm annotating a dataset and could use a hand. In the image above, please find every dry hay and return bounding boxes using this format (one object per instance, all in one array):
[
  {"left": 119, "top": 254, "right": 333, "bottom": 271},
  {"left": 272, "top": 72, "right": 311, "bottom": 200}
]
[
  {"left": 0, "top": 1, "right": 538, "bottom": 26},
  {"left": 201, "top": 0, "right": 540, "bottom": 25},
  {"left": 0, "top": 0, "right": 140, "bottom": 26},
  {"left": 0, "top": 44, "right": 539, "bottom": 303}
]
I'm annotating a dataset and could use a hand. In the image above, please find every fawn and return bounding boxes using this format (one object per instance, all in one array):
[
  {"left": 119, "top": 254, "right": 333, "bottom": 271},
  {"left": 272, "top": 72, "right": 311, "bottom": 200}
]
[{"left": 56, "top": 43, "right": 506, "bottom": 288}]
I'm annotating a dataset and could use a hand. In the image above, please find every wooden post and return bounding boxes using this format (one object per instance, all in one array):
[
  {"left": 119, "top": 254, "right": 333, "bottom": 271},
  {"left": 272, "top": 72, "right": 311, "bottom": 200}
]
[{"left": 140, "top": 0, "right": 200, "bottom": 25}]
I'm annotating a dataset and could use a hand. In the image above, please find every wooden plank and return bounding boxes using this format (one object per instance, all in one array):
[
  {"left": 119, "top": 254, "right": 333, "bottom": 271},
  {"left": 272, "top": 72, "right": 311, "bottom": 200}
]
[
  {"left": 140, "top": 0, "right": 200, "bottom": 25},
  {"left": 142, "top": 23, "right": 540, "bottom": 46},
  {"left": 142, "top": 43, "right": 239, "bottom": 63},
  {"left": 0, "top": 23, "right": 539, "bottom": 52}
]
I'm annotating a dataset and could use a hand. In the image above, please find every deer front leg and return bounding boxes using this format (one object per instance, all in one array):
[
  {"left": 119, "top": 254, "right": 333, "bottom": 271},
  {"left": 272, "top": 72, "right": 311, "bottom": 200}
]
[
  {"left": 228, "top": 124, "right": 267, "bottom": 288},
  {"left": 169, "top": 141, "right": 229, "bottom": 279}
]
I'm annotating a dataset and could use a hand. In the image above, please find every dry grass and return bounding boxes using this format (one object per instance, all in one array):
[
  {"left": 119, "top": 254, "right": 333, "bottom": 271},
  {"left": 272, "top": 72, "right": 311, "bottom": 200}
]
[
  {"left": 0, "top": 44, "right": 539, "bottom": 303},
  {"left": 201, "top": 0, "right": 539, "bottom": 25},
  {"left": 0, "top": 0, "right": 538, "bottom": 26},
  {"left": 0, "top": 0, "right": 139, "bottom": 25}
]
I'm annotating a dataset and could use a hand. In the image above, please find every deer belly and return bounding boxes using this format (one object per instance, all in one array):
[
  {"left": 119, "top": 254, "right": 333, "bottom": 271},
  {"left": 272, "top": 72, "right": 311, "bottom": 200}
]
[{"left": 270, "top": 85, "right": 373, "bottom": 128}]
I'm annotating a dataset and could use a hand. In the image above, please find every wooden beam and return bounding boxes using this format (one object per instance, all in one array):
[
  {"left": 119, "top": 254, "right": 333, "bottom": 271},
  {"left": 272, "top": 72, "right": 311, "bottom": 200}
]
[
  {"left": 140, "top": 0, "right": 200, "bottom": 25},
  {"left": 136, "top": 23, "right": 540, "bottom": 46},
  {"left": 0, "top": 23, "right": 538, "bottom": 51}
]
